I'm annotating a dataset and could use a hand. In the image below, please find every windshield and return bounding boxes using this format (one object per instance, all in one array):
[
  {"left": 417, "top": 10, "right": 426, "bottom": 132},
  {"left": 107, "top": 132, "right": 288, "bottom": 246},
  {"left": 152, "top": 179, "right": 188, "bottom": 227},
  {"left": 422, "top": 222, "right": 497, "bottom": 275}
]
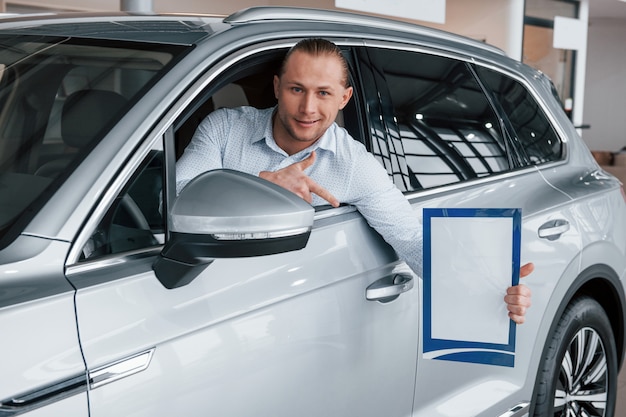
[{"left": 0, "top": 34, "right": 189, "bottom": 243}]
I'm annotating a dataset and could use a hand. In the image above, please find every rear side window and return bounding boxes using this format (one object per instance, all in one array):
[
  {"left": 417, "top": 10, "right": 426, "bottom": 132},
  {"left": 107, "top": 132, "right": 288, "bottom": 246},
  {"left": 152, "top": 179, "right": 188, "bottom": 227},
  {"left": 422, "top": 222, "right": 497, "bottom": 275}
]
[
  {"left": 363, "top": 47, "right": 510, "bottom": 192},
  {"left": 475, "top": 66, "right": 563, "bottom": 164}
]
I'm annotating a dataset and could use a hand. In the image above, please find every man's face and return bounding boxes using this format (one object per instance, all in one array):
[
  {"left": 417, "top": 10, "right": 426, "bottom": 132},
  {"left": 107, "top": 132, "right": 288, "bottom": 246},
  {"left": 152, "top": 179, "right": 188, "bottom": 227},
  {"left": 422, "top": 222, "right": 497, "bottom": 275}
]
[{"left": 273, "top": 50, "right": 353, "bottom": 155}]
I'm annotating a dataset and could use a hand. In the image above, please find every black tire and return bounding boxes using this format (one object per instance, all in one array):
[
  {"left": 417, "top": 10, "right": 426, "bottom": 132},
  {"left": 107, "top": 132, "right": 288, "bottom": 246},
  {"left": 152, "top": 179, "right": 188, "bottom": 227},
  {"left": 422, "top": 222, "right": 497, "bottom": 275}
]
[{"left": 533, "top": 296, "right": 618, "bottom": 416}]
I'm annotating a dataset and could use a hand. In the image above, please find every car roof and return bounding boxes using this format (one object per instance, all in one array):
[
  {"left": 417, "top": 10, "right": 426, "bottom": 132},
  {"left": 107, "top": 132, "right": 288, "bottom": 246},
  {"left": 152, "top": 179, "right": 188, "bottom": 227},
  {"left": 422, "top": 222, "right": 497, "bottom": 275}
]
[
  {"left": 0, "top": 6, "right": 506, "bottom": 56},
  {"left": 0, "top": 12, "right": 227, "bottom": 44}
]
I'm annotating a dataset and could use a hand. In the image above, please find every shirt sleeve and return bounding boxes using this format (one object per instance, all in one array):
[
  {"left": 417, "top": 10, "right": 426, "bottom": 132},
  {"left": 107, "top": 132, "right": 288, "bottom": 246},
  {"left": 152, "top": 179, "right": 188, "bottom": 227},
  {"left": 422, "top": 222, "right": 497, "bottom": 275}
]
[
  {"left": 347, "top": 147, "right": 423, "bottom": 278},
  {"left": 175, "top": 109, "right": 230, "bottom": 194}
]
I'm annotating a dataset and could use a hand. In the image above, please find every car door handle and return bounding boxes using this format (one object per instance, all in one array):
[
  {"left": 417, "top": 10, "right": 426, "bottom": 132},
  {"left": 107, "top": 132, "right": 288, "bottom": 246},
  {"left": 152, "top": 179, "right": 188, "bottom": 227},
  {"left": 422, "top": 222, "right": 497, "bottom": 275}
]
[
  {"left": 538, "top": 219, "right": 570, "bottom": 241},
  {"left": 366, "top": 273, "right": 414, "bottom": 303}
]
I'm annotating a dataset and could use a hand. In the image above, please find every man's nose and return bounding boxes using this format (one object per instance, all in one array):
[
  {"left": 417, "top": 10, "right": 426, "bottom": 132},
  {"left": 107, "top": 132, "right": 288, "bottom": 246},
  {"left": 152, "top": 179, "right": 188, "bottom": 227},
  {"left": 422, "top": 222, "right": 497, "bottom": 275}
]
[{"left": 299, "top": 92, "right": 316, "bottom": 113}]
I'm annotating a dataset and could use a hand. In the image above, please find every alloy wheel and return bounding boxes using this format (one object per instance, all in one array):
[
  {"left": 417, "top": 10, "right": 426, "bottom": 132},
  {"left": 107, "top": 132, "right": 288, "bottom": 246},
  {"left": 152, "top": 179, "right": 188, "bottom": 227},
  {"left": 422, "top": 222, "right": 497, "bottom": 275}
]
[{"left": 554, "top": 327, "right": 608, "bottom": 416}]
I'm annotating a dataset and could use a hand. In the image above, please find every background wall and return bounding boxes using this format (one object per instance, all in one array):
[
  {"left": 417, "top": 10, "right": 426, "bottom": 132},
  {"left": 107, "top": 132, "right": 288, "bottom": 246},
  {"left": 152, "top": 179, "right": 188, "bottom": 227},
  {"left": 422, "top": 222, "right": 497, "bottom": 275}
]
[{"left": 583, "top": 18, "right": 626, "bottom": 151}]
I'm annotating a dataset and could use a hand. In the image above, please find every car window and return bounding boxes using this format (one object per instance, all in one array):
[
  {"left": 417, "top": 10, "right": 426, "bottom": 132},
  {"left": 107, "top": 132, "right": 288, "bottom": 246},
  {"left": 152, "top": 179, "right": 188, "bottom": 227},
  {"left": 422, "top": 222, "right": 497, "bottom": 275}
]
[
  {"left": 173, "top": 45, "right": 363, "bottom": 164},
  {"left": 80, "top": 149, "right": 164, "bottom": 261},
  {"left": 362, "top": 47, "right": 510, "bottom": 192},
  {"left": 173, "top": 49, "right": 283, "bottom": 161},
  {"left": 474, "top": 65, "right": 563, "bottom": 165},
  {"left": 0, "top": 35, "right": 189, "bottom": 246}
]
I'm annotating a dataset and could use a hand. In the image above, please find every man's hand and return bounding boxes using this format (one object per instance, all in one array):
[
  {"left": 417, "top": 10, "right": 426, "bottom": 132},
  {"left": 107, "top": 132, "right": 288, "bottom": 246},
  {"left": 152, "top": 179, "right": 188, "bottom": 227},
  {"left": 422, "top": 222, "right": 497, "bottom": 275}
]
[
  {"left": 259, "top": 151, "right": 339, "bottom": 207},
  {"left": 505, "top": 262, "right": 534, "bottom": 324}
]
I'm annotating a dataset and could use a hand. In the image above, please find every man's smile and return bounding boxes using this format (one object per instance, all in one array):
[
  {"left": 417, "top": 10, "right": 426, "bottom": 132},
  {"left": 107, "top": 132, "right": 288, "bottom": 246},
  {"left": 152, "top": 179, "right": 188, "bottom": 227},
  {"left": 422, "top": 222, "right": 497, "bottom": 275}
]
[{"left": 295, "top": 118, "right": 319, "bottom": 126}]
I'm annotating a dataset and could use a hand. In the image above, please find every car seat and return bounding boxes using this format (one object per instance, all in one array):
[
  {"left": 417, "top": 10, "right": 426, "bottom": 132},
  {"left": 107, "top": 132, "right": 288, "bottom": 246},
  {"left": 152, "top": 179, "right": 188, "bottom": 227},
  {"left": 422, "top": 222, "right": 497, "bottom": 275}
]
[{"left": 35, "top": 89, "right": 127, "bottom": 178}]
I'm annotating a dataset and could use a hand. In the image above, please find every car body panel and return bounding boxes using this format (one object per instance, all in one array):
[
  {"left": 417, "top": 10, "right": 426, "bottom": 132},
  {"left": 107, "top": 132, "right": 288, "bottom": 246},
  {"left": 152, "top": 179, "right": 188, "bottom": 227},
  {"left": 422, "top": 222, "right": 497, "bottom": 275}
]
[
  {"left": 67, "top": 214, "right": 418, "bottom": 416},
  {"left": 0, "top": 237, "right": 87, "bottom": 415}
]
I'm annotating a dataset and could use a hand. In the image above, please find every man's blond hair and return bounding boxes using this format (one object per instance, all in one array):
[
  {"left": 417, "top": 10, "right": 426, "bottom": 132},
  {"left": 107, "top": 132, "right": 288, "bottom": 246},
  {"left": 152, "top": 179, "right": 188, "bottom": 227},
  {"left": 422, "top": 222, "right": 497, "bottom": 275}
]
[{"left": 279, "top": 38, "right": 351, "bottom": 88}]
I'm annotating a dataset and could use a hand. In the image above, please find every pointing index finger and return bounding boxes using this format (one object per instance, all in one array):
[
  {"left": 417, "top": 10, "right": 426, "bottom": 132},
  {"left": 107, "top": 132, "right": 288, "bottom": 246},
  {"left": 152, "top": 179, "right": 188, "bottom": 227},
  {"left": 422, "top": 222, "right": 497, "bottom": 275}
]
[{"left": 308, "top": 179, "right": 340, "bottom": 208}]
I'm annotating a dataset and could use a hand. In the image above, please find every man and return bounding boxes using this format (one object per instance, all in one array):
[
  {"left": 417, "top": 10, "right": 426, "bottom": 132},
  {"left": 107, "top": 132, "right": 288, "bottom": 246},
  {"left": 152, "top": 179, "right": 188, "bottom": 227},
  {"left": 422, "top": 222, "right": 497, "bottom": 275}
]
[{"left": 176, "top": 38, "right": 532, "bottom": 323}]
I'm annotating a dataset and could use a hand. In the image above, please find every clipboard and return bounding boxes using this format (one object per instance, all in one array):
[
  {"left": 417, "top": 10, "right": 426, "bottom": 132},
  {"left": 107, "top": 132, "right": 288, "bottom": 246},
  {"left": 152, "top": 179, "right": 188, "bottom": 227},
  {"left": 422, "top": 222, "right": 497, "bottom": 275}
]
[{"left": 422, "top": 208, "right": 521, "bottom": 367}]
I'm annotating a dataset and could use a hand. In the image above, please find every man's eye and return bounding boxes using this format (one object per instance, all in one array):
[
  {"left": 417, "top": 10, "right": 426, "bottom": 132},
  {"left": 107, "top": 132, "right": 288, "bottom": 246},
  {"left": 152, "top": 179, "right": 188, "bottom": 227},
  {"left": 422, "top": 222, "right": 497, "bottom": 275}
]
[
  {"left": 319, "top": 91, "right": 330, "bottom": 97},
  {"left": 292, "top": 87, "right": 302, "bottom": 93}
]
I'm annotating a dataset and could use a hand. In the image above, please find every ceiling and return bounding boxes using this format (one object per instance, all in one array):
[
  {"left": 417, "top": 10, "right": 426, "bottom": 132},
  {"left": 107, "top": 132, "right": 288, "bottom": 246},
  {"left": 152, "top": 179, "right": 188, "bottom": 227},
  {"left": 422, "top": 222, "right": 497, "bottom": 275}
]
[{"left": 589, "top": 0, "right": 626, "bottom": 19}]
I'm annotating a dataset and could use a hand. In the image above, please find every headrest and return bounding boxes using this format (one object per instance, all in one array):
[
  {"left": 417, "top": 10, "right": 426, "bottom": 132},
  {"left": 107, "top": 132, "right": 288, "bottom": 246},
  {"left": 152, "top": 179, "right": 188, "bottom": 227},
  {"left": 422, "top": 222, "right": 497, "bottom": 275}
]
[
  {"left": 61, "top": 89, "right": 127, "bottom": 148},
  {"left": 212, "top": 83, "right": 248, "bottom": 109}
]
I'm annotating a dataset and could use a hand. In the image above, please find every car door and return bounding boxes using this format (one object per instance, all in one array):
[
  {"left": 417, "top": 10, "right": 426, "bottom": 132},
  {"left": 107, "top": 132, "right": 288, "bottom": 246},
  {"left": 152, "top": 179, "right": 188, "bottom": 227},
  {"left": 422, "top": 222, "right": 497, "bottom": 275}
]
[
  {"left": 360, "top": 43, "right": 583, "bottom": 416},
  {"left": 63, "top": 42, "right": 419, "bottom": 417},
  {"left": 0, "top": 237, "right": 88, "bottom": 416}
]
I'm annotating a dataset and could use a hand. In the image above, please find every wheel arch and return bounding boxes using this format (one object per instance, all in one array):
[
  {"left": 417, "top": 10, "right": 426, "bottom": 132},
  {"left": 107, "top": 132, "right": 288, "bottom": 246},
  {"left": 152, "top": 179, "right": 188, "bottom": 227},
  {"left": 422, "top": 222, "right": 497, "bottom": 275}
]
[
  {"left": 574, "top": 265, "right": 626, "bottom": 368},
  {"left": 530, "top": 263, "right": 626, "bottom": 414}
]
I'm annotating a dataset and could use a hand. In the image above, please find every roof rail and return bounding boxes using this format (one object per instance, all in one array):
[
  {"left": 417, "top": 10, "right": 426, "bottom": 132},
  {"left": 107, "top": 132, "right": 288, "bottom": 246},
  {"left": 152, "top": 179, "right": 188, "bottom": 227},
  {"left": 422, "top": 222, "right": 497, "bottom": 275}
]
[{"left": 224, "top": 6, "right": 505, "bottom": 56}]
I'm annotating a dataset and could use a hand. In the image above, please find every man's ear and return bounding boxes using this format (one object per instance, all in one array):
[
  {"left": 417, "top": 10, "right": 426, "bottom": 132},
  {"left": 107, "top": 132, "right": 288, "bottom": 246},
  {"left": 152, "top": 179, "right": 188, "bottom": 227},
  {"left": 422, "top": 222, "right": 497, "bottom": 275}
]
[
  {"left": 273, "top": 75, "right": 280, "bottom": 99},
  {"left": 338, "top": 86, "right": 353, "bottom": 110}
]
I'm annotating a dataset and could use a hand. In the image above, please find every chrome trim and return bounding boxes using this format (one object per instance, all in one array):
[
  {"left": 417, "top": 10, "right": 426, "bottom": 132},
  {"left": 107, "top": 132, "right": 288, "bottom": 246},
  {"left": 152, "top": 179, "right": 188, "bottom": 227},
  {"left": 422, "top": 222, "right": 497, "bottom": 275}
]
[
  {"left": 0, "top": 375, "right": 86, "bottom": 416},
  {"left": 211, "top": 226, "right": 311, "bottom": 241},
  {"left": 66, "top": 247, "right": 162, "bottom": 276},
  {"left": 89, "top": 348, "right": 155, "bottom": 390},
  {"left": 497, "top": 402, "right": 529, "bottom": 417},
  {"left": 314, "top": 205, "right": 357, "bottom": 220},
  {"left": 402, "top": 163, "right": 543, "bottom": 203}
]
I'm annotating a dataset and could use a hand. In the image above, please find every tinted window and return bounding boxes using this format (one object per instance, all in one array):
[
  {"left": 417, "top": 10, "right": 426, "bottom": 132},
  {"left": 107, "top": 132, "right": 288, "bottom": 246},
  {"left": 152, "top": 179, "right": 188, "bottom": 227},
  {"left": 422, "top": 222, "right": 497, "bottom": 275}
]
[
  {"left": 364, "top": 47, "right": 510, "bottom": 192},
  {"left": 81, "top": 150, "right": 164, "bottom": 261},
  {"left": 0, "top": 36, "right": 188, "bottom": 244},
  {"left": 475, "top": 66, "right": 562, "bottom": 164}
]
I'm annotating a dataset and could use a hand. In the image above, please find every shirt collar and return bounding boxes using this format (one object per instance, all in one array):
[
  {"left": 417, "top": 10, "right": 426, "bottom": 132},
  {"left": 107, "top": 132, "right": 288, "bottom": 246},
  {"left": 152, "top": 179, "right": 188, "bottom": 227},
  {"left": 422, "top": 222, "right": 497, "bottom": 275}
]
[
  {"left": 315, "top": 125, "right": 338, "bottom": 155},
  {"left": 253, "top": 106, "right": 338, "bottom": 155},
  {"left": 250, "top": 107, "right": 276, "bottom": 145}
]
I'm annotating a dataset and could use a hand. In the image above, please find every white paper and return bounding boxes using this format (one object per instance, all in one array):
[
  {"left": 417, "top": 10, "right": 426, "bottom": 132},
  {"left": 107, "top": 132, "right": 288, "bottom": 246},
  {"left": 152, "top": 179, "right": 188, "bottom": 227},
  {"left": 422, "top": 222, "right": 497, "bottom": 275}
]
[{"left": 430, "top": 216, "right": 512, "bottom": 345}]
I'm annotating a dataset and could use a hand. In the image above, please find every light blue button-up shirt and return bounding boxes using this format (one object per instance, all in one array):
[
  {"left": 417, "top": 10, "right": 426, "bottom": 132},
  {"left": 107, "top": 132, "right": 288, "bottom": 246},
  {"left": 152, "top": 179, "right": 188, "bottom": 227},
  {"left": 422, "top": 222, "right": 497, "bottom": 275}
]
[{"left": 176, "top": 106, "right": 422, "bottom": 275}]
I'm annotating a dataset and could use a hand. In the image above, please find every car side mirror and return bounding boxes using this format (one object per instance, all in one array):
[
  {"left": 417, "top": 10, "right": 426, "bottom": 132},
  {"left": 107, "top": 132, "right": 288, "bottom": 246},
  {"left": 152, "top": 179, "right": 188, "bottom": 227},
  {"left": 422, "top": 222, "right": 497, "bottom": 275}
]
[{"left": 153, "top": 169, "right": 314, "bottom": 289}]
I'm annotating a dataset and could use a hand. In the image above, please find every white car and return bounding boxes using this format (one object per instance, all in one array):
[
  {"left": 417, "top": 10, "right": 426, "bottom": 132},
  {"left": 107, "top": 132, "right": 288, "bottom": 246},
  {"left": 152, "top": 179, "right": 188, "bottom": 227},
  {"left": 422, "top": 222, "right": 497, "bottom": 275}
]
[{"left": 0, "top": 7, "right": 624, "bottom": 417}]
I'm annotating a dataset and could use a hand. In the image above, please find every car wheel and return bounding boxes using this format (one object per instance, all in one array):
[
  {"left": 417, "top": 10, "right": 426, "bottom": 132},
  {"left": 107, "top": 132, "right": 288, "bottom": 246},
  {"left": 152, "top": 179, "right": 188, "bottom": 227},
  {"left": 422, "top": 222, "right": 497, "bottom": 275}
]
[{"left": 533, "top": 296, "right": 617, "bottom": 416}]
